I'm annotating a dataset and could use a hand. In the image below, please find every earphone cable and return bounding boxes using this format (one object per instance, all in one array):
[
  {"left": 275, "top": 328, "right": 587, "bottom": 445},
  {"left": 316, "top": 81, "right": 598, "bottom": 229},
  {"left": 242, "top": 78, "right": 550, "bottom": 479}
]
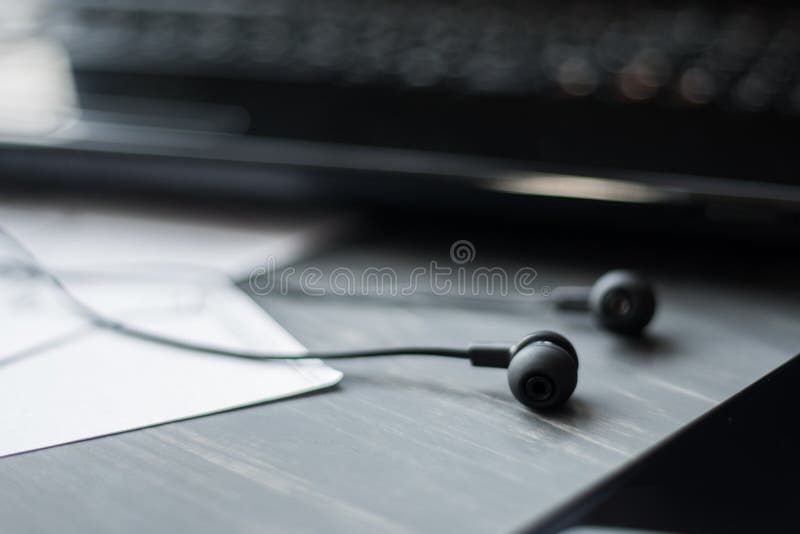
[
  {"left": 1, "top": 227, "right": 470, "bottom": 363},
  {"left": 102, "top": 318, "right": 470, "bottom": 361}
]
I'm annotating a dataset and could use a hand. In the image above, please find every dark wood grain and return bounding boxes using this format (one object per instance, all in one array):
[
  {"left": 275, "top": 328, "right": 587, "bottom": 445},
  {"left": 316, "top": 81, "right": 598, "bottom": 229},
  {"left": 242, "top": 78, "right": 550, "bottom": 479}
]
[{"left": 0, "top": 229, "right": 797, "bottom": 534}]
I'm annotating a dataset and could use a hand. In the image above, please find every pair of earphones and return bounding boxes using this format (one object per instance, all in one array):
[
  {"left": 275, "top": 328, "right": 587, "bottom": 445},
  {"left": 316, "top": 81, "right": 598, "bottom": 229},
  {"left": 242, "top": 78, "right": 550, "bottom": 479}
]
[
  {"left": 397, "top": 269, "right": 656, "bottom": 410},
  {"left": 14, "top": 225, "right": 654, "bottom": 411},
  {"left": 6, "top": 224, "right": 657, "bottom": 412},
  {"left": 101, "top": 269, "right": 656, "bottom": 411}
]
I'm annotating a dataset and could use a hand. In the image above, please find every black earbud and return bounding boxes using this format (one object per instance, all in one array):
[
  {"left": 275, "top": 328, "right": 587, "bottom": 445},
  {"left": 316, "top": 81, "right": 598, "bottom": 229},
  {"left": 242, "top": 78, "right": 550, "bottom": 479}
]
[
  {"left": 507, "top": 331, "right": 578, "bottom": 409},
  {"left": 468, "top": 330, "right": 579, "bottom": 410},
  {"left": 553, "top": 270, "right": 656, "bottom": 336}
]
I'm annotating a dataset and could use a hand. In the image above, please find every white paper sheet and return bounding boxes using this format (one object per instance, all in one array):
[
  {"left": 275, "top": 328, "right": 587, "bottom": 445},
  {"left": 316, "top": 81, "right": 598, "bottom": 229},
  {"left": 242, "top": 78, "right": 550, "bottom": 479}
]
[
  {"left": 0, "top": 197, "right": 344, "bottom": 457},
  {"left": 0, "top": 280, "right": 342, "bottom": 458}
]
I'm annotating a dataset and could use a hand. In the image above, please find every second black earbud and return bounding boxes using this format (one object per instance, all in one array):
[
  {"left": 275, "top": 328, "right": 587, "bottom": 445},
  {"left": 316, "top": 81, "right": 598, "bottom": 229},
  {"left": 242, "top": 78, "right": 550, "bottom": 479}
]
[{"left": 552, "top": 270, "right": 656, "bottom": 336}]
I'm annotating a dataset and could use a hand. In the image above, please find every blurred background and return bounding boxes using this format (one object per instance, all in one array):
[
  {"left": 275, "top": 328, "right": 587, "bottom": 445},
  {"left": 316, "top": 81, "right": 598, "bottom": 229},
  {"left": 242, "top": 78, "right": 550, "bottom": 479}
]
[{"left": 1, "top": 0, "right": 800, "bottom": 233}]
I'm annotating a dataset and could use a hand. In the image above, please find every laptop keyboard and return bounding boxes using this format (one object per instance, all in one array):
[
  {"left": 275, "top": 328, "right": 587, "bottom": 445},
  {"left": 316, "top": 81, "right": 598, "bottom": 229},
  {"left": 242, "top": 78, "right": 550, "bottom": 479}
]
[{"left": 38, "top": 1, "right": 800, "bottom": 114}]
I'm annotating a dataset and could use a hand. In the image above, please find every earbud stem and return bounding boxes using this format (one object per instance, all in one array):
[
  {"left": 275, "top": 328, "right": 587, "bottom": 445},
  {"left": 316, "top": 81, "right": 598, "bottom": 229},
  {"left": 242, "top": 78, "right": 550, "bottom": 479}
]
[
  {"left": 551, "top": 286, "right": 591, "bottom": 311},
  {"left": 467, "top": 343, "right": 512, "bottom": 368}
]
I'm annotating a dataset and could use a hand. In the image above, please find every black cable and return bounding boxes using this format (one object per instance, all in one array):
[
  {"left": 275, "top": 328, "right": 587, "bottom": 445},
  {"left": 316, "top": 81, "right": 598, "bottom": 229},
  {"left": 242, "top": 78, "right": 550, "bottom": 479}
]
[
  {"left": 101, "top": 319, "right": 470, "bottom": 362},
  {"left": 2, "top": 229, "right": 472, "bottom": 364}
]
